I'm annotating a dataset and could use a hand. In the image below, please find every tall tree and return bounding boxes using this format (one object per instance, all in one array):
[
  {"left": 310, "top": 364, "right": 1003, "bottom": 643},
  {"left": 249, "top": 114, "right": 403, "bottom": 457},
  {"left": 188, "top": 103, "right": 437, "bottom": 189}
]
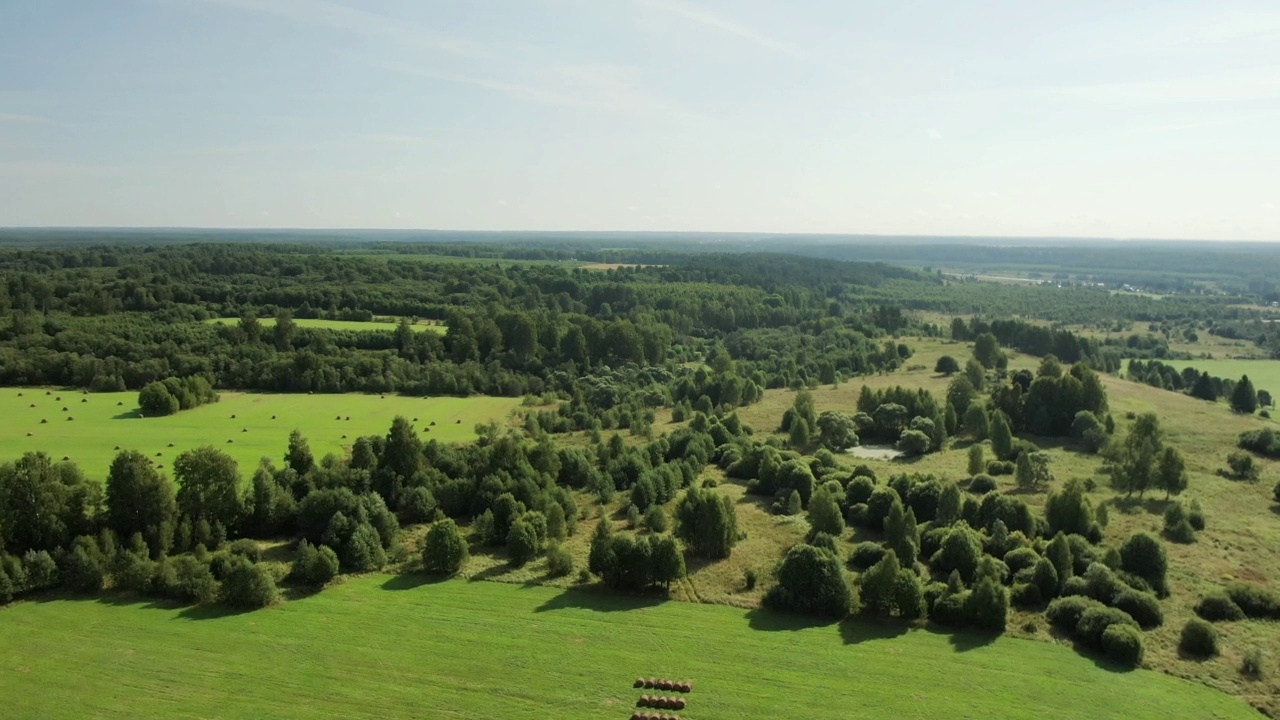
[
  {"left": 674, "top": 486, "right": 738, "bottom": 559},
  {"left": 650, "top": 534, "right": 686, "bottom": 591},
  {"left": 1156, "top": 447, "right": 1189, "bottom": 499},
  {"left": 173, "top": 447, "right": 243, "bottom": 531},
  {"left": 806, "top": 488, "right": 845, "bottom": 538},
  {"left": 973, "top": 333, "right": 1001, "bottom": 370},
  {"left": 105, "top": 450, "right": 176, "bottom": 558},
  {"left": 285, "top": 430, "right": 315, "bottom": 475},
  {"left": 0, "top": 452, "right": 71, "bottom": 554},
  {"left": 1111, "top": 413, "right": 1163, "bottom": 498},
  {"left": 990, "top": 410, "right": 1014, "bottom": 461}
]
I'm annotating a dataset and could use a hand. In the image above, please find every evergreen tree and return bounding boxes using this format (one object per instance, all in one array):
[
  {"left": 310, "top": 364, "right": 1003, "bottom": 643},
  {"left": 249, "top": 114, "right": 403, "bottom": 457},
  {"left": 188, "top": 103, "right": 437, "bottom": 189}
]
[
  {"left": 806, "top": 488, "right": 845, "bottom": 538},
  {"left": 967, "top": 443, "right": 985, "bottom": 476},
  {"left": 990, "top": 411, "right": 1014, "bottom": 461},
  {"left": 285, "top": 430, "right": 315, "bottom": 475},
  {"left": 964, "top": 403, "right": 989, "bottom": 440},
  {"left": 422, "top": 518, "right": 469, "bottom": 576},
  {"left": 650, "top": 535, "right": 686, "bottom": 590},
  {"left": 1231, "top": 374, "right": 1258, "bottom": 414},
  {"left": 1156, "top": 447, "right": 1189, "bottom": 499}
]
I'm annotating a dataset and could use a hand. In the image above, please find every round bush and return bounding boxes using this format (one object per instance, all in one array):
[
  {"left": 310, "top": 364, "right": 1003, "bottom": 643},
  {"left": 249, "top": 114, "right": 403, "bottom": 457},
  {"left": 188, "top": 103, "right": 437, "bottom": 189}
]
[
  {"left": 969, "top": 474, "right": 998, "bottom": 494},
  {"left": 227, "top": 538, "right": 262, "bottom": 563},
  {"left": 1101, "top": 624, "right": 1145, "bottom": 667},
  {"left": 219, "top": 557, "right": 279, "bottom": 608},
  {"left": 848, "top": 541, "right": 887, "bottom": 570},
  {"left": 1077, "top": 606, "right": 1138, "bottom": 648},
  {"left": 845, "top": 476, "right": 875, "bottom": 506},
  {"left": 1083, "top": 563, "right": 1125, "bottom": 604},
  {"left": 1061, "top": 575, "right": 1088, "bottom": 597},
  {"left": 1112, "top": 589, "right": 1163, "bottom": 629},
  {"left": 546, "top": 544, "right": 573, "bottom": 578},
  {"left": 1046, "top": 595, "right": 1103, "bottom": 632},
  {"left": 1179, "top": 618, "right": 1219, "bottom": 657},
  {"left": 1194, "top": 593, "right": 1246, "bottom": 622},
  {"left": 1003, "top": 547, "right": 1040, "bottom": 575}
]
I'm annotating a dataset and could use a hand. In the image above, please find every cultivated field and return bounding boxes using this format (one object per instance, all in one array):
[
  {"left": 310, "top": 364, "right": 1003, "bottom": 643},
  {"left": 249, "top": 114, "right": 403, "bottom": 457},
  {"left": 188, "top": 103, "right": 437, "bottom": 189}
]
[
  {"left": 0, "top": 389, "right": 521, "bottom": 479},
  {"left": 204, "top": 317, "right": 447, "bottom": 333},
  {"left": 0, "top": 579, "right": 1257, "bottom": 720}
]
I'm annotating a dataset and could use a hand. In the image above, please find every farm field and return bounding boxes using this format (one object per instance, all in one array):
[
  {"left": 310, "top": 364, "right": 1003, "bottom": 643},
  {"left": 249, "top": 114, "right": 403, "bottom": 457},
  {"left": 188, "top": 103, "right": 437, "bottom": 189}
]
[
  {"left": 0, "top": 389, "right": 521, "bottom": 479},
  {"left": 204, "top": 317, "right": 447, "bottom": 333},
  {"left": 1157, "top": 358, "right": 1280, "bottom": 397},
  {"left": 0, "top": 579, "right": 1258, "bottom": 720}
]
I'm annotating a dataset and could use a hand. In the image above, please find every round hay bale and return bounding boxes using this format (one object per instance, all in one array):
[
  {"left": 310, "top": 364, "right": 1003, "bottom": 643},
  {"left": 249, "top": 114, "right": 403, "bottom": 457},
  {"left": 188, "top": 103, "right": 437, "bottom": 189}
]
[
  {"left": 55, "top": 396, "right": 61, "bottom": 401},
  {"left": 114, "top": 445, "right": 120, "bottom": 450},
  {"left": 66, "top": 416, "right": 73, "bottom": 421},
  {"left": 26, "top": 432, "right": 32, "bottom": 437},
  {"left": 16, "top": 392, "right": 21, "bottom": 396},
  {"left": 271, "top": 415, "right": 276, "bottom": 420},
  {"left": 62, "top": 407, "right": 68, "bottom": 411},
  {"left": 336, "top": 415, "right": 341, "bottom": 420},
  {"left": 380, "top": 395, "right": 385, "bottom": 399},
  {"left": 455, "top": 419, "right": 461, "bottom": 424},
  {"left": 156, "top": 452, "right": 162, "bottom": 457},
  {"left": 168, "top": 443, "right": 174, "bottom": 447},
  {"left": 341, "top": 434, "right": 347, "bottom": 439},
  {"left": 430, "top": 421, "right": 436, "bottom": 426},
  {"left": 634, "top": 678, "right": 645, "bottom": 688},
  {"left": 657, "top": 680, "right": 672, "bottom": 691},
  {"left": 230, "top": 414, "right": 236, "bottom": 419},
  {"left": 40, "top": 419, "right": 47, "bottom": 424},
  {"left": 345, "top": 416, "right": 350, "bottom": 421},
  {"left": 637, "top": 696, "right": 648, "bottom": 707},
  {"left": 117, "top": 401, "right": 123, "bottom": 406},
  {"left": 412, "top": 417, "right": 418, "bottom": 422},
  {"left": 673, "top": 698, "right": 686, "bottom": 710},
  {"left": 226, "top": 439, "right": 233, "bottom": 443},
  {"left": 645, "top": 678, "right": 655, "bottom": 689},
  {"left": 62, "top": 456, "right": 69, "bottom": 461},
  {"left": 29, "top": 403, "right": 36, "bottom": 408},
  {"left": 81, "top": 398, "right": 87, "bottom": 403},
  {"left": 242, "top": 428, "right": 247, "bottom": 432},
  {"left": 677, "top": 682, "right": 690, "bottom": 693},
  {"left": 45, "top": 390, "right": 51, "bottom": 395}
]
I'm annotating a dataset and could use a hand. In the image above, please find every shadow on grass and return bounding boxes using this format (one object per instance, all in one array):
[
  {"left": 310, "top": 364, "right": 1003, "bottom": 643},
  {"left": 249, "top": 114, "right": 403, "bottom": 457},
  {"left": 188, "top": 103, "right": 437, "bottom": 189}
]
[
  {"left": 744, "top": 607, "right": 839, "bottom": 633},
  {"left": 111, "top": 410, "right": 142, "bottom": 420},
  {"left": 381, "top": 573, "right": 451, "bottom": 591},
  {"left": 839, "top": 617, "right": 909, "bottom": 644},
  {"left": 1109, "top": 496, "right": 1170, "bottom": 516},
  {"left": 534, "top": 586, "right": 666, "bottom": 614},
  {"left": 928, "top": 626, "right": 1000, "bottom": 652},
  {"left": 176, "top": 604, "right": 256, "bottom": 621}
]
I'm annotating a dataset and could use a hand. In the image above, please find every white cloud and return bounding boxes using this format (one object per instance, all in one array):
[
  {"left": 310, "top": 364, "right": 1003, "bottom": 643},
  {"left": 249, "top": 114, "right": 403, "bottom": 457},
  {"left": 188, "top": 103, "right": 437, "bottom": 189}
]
[
  {"left": 1043, "top": 71, "right": 1280, "bottom": 106},
  {"left": 636, "top": 0, "right": 803, "bottom": 58},
  {"left": 926, "top": 128, "right": 942, "bottom": 140}
]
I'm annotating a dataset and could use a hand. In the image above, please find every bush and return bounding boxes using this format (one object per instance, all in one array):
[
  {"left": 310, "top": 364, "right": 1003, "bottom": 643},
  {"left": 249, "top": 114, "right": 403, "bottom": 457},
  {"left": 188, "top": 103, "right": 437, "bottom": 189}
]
[
  {"left": 219, "top": 557, "right": 279, "bottom": 608},
  {"left": 62, "top": 545, "right": 105, "bottom": 593},
  {"left": 1179, "top": 618, "right": 1219, "bottom": 657},
  {"left": 1225, "top": 583, "right": 1280, "bottom": 620},
  {"left": 1118, "top": 533, "right": 1167, "bottom": 597},
  {"left": 422, "top": 518, "right": 469, "bottom": 576},
  {"left": 1003, "top": 547, "right": 1039, "bottom": 575},
  {"left": 969, "top": 474, "right": 998, "bottom": 494},
  {"left": 1195, "top": 593, "right": 1245, "bottom": 622},
  {"left": 864, "top": 487, "right": 900, "bottom": 531},
  {"left": 228, "top": 538, "right": 262, "bottom": 563},
  {"left": 1047, "top": 596, "right": 1104, "bottom": 632},
  {"left": 1241, "top": 648, "right": 1267, "bottom": 679},
  {"left": 156, "top": 556, "right": 219, "bottom": 604},
  {"left": 546, "top": 544, "right": 573, "bottom": 577},
  {"left": 1011, "top": 582, "right": 1043, "bottom": 607},
  {"left": 1101, "top": 624, "right": 1145, "bottom": 667},
  {"left": 1162, "top": 503, "right": 1196, "bottom": 544},
  {"left": 849, "top": 542, "right": 886, "bottom": 570},
  {"left": 985, "top": 461, "right": 1015, "bottom": 477},
  {"left": 1112, "top": 590, "right": 1163, "bottom": 629},
  {"left": 644, "top": 505, "right": 668, "bottom": 533},
  {"left": 1077, "top": 606, "right": 1138, "bottom": 648},
  {"left": 1061, "top": 575, "right": 1088, "bottom": 597},
  {"left": 1226, "top": 451, "right": 1260, "bottom": 481},
  {"left": 1187, "top": 500, "right": 1206, "bottom": 531},
  {"left": 845, "top": 476, "right": 875, "bottom": 506},
  {"left": 399, "top": 486, "right": 438, "bottom": 524},
  {"left": 22, "top": 550, "right": 59, "bottom": 591},
  {"left": 1083, "top": 563, "right": 1125, "bottom": 605},
  {"left": 744, "top": 568, "right": 758, "bottom": 590}
]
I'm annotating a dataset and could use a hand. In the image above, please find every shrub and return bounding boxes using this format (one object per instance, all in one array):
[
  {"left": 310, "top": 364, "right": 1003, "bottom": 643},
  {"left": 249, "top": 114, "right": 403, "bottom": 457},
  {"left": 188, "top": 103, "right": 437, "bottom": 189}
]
[
  {"left": 1101, "top": 624, "right": 1145, "bottom": 667},
  {"left": 1061, "top": 575, "right": 1088, "bottom": 597},
  {"left": 1241, "top": 648, "right": 1267, "bottom": 679},
  {"left": 1186, "top": 500, "right": 1206, "bottom": 531},
  {"left": 985, "top": 461, "right": 1015, "bottom": 477},
  {"left": 1077, "top": 606, "right": 1138, "bottom": 648},
  {"left": 969, "top": 474, "right": 998, "bottom": 494},
  {"left": 1162, "top": 503, "right": 1196, "bottom": 544},
  {"left": 343, "top": 523, "right": 387, "bottom": 572},
  {"left": 1195, "top": 593, "right": 1245, "bottom": 622},
  {"left": 421, "top": 518, "right": 469, "bottom": 576},
  {"left": 930, "top": 524, "right": 982, "bottom": 582},
  {"left": 1118, "top": 533, "right": 1168, "bottom": 597},
  {"left": 864, "top": 487, "right": 900, "bottom": 531},
  {"left": 744, "top": 568, "right": 758, "bottom": 590},
  {"left": 1046, "top": 595, "right": 1103, "bottom": 632},
  {"left": 62, "top": 545, "right": 105, "bottom": 593},
  {"left": 849, "top": 542, "right": 886, "bottom": 570},
  {"left": 546, "top": 544, "right": 573, "bottom": 577},
  {"left": 219, "top": 557, "right": 279, "bottom": 608},
  {"left": 964, "top": 576, "right": 1008, "bottom": 631},
  {"left": 292, "top": 541, "right": 340, "bottom": 586},
  {"left": 1032, "top": 557, "right": 1060, "bottom": 601},
  {"left": 1225, "top": 583, "right": 1280, "bottom": 620},
  {"left": 1226, "top": 451, "right": 1260, "bottom": 481},
  {"left": 1003, "top": 547, "right": 1039, "bottom": 575},
  {"left": 1112, "top": 589, "right": 1163, "bottom": 629},
  {"left": 228, "top": 538, "right": 262, "bottom": 563},
  {"left": 22, "top": 550, "right": 58, "bottom": 591},
  {"left": 845, "top": 476, "right": 875, "bottom": 506},
  {"left": 1179, "top": 618, "right": 1219, "bottom": 657},
  {"left": 1011, "top": 582, "right": 1043, "bottom": 607},
  {"left": 1083, "top": 563, "right": 1125, "bottom": 605},
  {"left": 156, "top": 556, "right": 219, "bottom": 604}
]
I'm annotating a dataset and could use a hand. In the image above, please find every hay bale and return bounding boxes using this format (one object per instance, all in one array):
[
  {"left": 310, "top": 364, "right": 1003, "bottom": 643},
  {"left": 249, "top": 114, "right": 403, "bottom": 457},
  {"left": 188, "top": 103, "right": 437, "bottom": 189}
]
[
  {"left": 156, "top": 452, "right": 162, "bottom": 457},
  {"left": 271, "top": 415, "right": 276, "bottom": 420},
  {"left": 26, "top": 432, "right": 32, "bottom": 437},
  {"left": 226, "top": 439, "right": 233, "bottom": 443},
  {"left": 341, "top": 434, "right": 347, "bottom": 439},
  {"left": 637, "top": 696, "right": 649, "bottom": 707},
  {"left": 645, "top": 678, "right": 656, "bottom": 689},
  {"left": 430, "top": 421, "right": 436, "bottom": 426},
  {"left": 242, "top": 428, "right": 247, "bottom": 432},
  {"left": 657, "top": 680, "right": 672, "bottom": 691},
  {"left": 677, "top": 682, "right": 690, "bottom": 693},
  {"left": 29, "top": 403, "right": 35, "bottom": 408},
  {"left": 81, "top": 398, "right": 87, "bottom": 403},
  {"left": 412, "top": 417, "right": 418, "bottom": 422},
  {"left": 55, "top": 396, "right": 61, "bottom": 401},
  {"left": 231, "top": 414, "right": 236, "bottom": 419},
  {"left": 40, "top": 419, "right": 47, "bottom": 424},
  {"left": 16, "top": 392, "right": 21, "bottom": 396},
  {"left": 62, "top": 456, "right": 69, "bottom": 461},
  {"left": 62, "top": 407, "right": 68, "bottom": 411},
  {"left": 168, "top": 443, "right": 174, "bottom": 447},
  {"left": 117, "top": 401, "right": 123, "bottom": 406},
  {"left": 634, "top": 678, "right": 645, "bottom": 688},
  {"left": 114, "top": 445, "right": 120, "bottom": 450},
  {"left": 345, "top": 416, "right": 350, "bottom": 421},
  {"left": 673, "top": 698, "right": 686, "bottom": 710},
  {"left": 336, "top": 415, "right": 342, "bottom": 420},
  {"left": 67, "top": 417, "right": 74, "bottom": 421},
  {"left": 45, "top": 390, "right": 51, "bottom": 395}
]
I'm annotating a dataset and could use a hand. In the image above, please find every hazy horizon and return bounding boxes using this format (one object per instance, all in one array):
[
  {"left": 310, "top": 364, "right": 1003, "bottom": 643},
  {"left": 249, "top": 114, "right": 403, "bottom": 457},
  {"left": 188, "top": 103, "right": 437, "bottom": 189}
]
[{"left": 2, "top": 1, "right": 1278, "bottom": 240}]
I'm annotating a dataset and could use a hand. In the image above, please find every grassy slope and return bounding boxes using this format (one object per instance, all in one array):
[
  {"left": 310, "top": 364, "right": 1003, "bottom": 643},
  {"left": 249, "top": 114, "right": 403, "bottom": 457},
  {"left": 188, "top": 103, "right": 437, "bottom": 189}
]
[
  {"left": 203, "top": 317, "right": 447, "bottom": 333},
  {"left": 1158, "top": 358, "right": 1280, "bottom": 396},
  {"left": 0, "top": 579, "right": 1257, "bottom": 720},
  {"left": 0, "top": 389, "right": 520, "bottom": 479},
  {"left": 734, "top": 337, "right": 1280, "bottom": 714}
]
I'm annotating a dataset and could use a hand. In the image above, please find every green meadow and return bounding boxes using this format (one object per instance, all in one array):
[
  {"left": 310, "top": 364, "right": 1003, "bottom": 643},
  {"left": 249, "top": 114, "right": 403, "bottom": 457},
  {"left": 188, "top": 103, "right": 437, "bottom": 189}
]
[
  {"left": 1159, "top": 358, "right": 1280, "bottom": 396},
  {"left": 203, "top": 317, "right": 447, "bottom": 333},
  {"left": 0, "top": 389, "right": 521, "bottom": 478},
  {"left": 0, "top": 578, "right": 1257, "bottom": 720}
]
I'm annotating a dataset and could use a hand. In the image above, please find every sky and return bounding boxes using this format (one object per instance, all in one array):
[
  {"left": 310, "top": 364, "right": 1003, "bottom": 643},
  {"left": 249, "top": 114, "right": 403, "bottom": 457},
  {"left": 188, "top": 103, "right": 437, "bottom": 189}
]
[{"left": 0, "top": 0, "right": 1278, "bottom": 240}]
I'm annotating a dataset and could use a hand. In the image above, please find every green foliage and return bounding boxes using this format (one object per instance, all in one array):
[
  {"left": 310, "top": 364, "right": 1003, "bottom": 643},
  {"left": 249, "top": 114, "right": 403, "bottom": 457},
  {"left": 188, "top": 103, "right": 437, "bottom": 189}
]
[
  {"left": 674, "top": 486, "right": 738, "bottom": 559},
  {"left": 506, "top": 517, "right": 541, "bottom": 567},
  {"left": 1241, "top": 648, "right": 1268, "bottom": 680},
  {"left": 643, "top": 505, "right": 667, "bottom": 533},
  {"left": 105, "top": 450, "right": 176, "bottom": 558},
  {"left": 1162, "top": 502, "right": 1197, "bottom": 543},
  {"left": 935, "top": 355, "right": 960, "bottom": 375},
  {"left": 292, "top": 540, "right": 340, "bottom": 586},
  {"left": 173, "top": 446, "right": 243, "bottom": 533},
  {"left": 929, "top": 523, "right": 982, "bottom": 582},
  {"left": 1179, "top": 618, "right": 1219, "bottom": 657},
  {"left": 1155, "top": 447, "right": 1188, "bottom": 498},
  {"left": 1195, "top": 593, "right": 1245, "bottom": 622},
  {"left": 806, "top": 488, "right": 844, "bottom": 539},
  {"left": 1047, "top": 532, "right": 1074, "bottom": 588},
  {"left": 1111, "top": 413, "right": 1164, "bottom": 498},
  {"left": 1224, "top": 583, "right": 1280, "bottom": 620},
  {"left": 964, "top": 575, "right": 1009, "bottom": 631},
  {"left": 422, "top": 519, "right": 468, "bottom": 576},
  {"left": 964, "top": 404, "right": 989, "bottom": 441},
  {"left": 1230, "top": 374, "right": 1257, "bottom": 414},
  {"left": 973, "top": 333, "right": 1002, "bottom": 370},
  {"left": 342, "top": 523, "right": 387, "bottom": 573},
  {"left": 896, "top": 429, "right": 931, "bottom": 456},
  {"left": 1225, "top": 451, "right": 1260, "bottom": 481},
  {"left": 219, "top": 556, "right": 279, "bottom": 608},
  {"left": 883, "top": 498, "right": 919, "bottom": 568},
  {"left": 989, "top": 411, "right": 1013, "bottom": 461},
  {"left": 1032, "top": 557, "right": 1060, "bottom": 601},
  {"left": 155, "top": 555, "right": 219, "bottom": 604},
  {"left": 1101, "top": 624, "right": 1145, "bottom": 667},
  {"left": 1119, "top": 533, "right": 1168, "bottom": 597},
  {"left": 545, "top": 544, "right": 573, "bottom": 578},
  {"left": 1045, "top": 478, "right": 1097, "bottom": 538},
  {"left": 1113, "top": 589, "right": 1163, "bottom": 629},
  {"left": 783, "top": 489, "right": 802, "bottom": 516}
]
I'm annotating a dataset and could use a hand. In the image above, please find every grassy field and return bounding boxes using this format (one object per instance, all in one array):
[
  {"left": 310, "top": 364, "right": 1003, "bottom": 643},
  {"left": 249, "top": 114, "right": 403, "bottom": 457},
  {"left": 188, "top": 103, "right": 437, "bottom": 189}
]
[
  {"left": 1158, "top": 358, "right": 1280, "bottom": 397},
  {"left": 0, "top": 389, "right": 521, "bottom": 479},
  {"left": 0, "top": 579, "right": 1258, "bottom": 720},
  {"left": 204, "top": 317, "right": 447, "bottom": 333}
]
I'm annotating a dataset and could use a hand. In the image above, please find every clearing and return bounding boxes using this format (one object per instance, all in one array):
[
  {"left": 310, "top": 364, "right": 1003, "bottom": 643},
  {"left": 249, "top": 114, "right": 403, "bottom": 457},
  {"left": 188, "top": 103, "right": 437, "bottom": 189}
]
[
  {"left": 0, "top": 579, "right": 1257, "bottom": 720},
  {"left": 204, "top": 317, "right": 447, "bottom": 333},
  {"left": 0, "top": 389, "right": 521, "bottom": 479}
]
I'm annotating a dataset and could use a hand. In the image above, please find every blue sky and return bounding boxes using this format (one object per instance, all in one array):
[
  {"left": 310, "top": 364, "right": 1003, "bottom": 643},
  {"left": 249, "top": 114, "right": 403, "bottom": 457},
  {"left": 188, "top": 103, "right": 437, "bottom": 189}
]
[{"left": 1, "top": 0, "right": 1278, "bottom": 239}]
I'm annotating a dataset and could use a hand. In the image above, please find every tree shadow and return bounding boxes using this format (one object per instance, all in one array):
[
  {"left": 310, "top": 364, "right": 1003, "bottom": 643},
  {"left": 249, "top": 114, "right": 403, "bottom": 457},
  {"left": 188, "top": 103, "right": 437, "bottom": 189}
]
[
  {"left": 838, "top": 616, "right": 910, "bottom": 644},
  {"left": 381, "top": 573, "right": 451, "bottom": 591},
  {"left": 111, "top": 410, "right": 143, "bottom": 420},
  {"left": 744, "top": 607, "right": 839, "bottom": 633},
  {"left": 467, "top": 563, "right": 518, "bottom": 583},
  {"left": 176, "top": 604, "right": 256, "bottom": 621},
  {"left": 534, "top": 586, "right": 666, "bottom": 614},
  {"left": 932, "top": 626, "right": 1000, "bottom": 652},
  {"left": 1109, "top": 496, "right": 1170, "bottom": 516},
  {"left": 93, "top": 593, "right": 184, "bottom": 612}
]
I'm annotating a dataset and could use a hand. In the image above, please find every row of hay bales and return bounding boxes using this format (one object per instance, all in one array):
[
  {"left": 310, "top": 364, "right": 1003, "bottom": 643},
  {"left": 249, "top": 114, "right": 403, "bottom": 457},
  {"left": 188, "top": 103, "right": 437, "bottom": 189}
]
[
  {"left": 636, "top": 695, "right": 686, "bottom": 710},
  {"left": 632, "top": 678, "right": 692, "bottom": 693},
  {"left": 629, "top": 713, "right": 680, "bottom": 720}
]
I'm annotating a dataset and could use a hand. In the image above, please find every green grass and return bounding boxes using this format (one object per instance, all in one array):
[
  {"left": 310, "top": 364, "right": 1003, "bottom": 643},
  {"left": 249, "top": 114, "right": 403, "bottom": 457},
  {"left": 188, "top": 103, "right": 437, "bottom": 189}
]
[
  {"left": 1159, "top": 358, "right": 1280, "bottom": 396},
  {"left": 0, "top": 389, "right": 521, "bottom": 479},
  {"left": 0, "top": 579, "right": 1258, "bottom": 720},
  {"left": 204, "top": 317, "right": 447, "bottom": 333}
]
